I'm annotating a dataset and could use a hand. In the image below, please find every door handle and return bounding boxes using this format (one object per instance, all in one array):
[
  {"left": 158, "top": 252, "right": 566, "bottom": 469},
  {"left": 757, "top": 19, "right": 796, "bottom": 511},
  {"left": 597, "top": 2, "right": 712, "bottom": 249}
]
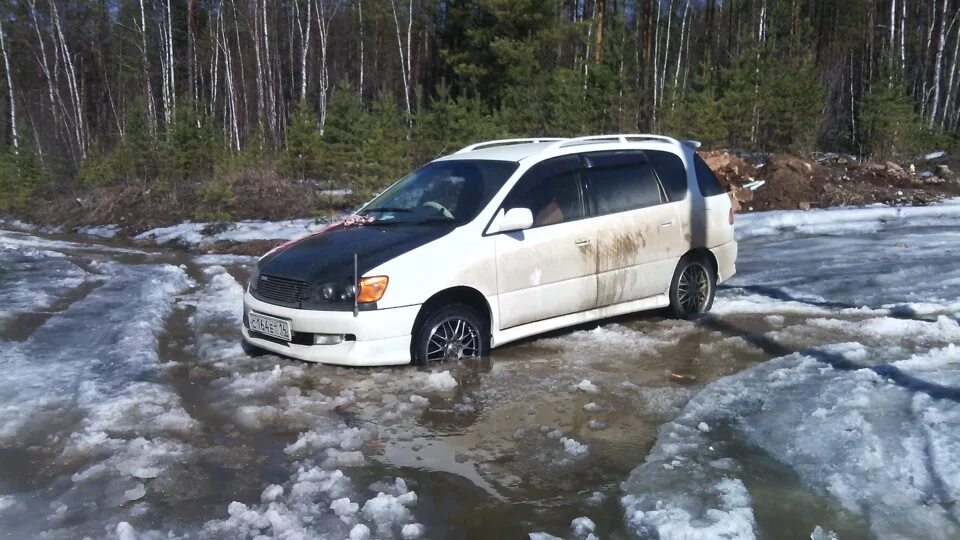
[
  {"left": 661, "top": 220, "right": 674, "bottom": 227},
  {"left": 575, "top": 239, "right": 591, "bottom": 246}
]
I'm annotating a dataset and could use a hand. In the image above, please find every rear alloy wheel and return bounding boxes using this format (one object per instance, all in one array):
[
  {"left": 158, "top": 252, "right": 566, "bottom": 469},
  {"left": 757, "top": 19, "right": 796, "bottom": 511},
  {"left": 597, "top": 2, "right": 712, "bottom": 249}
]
[
  {"left": 413, "top": 304, "right": 487, "bottom": 365},
  {"left": 668, "top": 255, "right": 716, "bottom": 318}
]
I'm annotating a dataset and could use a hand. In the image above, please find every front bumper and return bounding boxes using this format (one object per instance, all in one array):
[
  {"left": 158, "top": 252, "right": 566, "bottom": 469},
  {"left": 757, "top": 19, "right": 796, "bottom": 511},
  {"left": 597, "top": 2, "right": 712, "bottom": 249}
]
[{"left": 242, "top": 291, "right": 419, "bottom": 366}]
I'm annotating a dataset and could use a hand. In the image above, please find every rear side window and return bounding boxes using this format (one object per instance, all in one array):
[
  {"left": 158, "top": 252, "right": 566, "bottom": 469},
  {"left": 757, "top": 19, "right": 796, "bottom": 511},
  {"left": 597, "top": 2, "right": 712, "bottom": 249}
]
[
  {"left": 585, "top": 161, "right": 663, "bottom": 215},
  {"left": 645, "top": 150, "right": 688, "bottom": 201},
  {"left": 693, "top": 153, "right": 725, "bottom": 197},
  {"left": 502, "top": 156, "right": 584, "bottom": 227}
]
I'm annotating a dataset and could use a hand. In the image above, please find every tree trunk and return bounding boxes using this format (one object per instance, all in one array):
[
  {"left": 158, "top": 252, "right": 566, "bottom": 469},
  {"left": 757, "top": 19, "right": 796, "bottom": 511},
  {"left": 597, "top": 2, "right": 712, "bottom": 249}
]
[
  {"left": 50, "top": 0, "right": 86, "bottom": 160},
  {"left": 358, "top": 0, "right": 365, "bottom": 95},
  {"left": 594, "top": 0, "right": 606, "bottom": 63},
  {"left": 930, "top": 0, "right": 949, "bottom": 126},
  {"left": 138, "top": 0, "right": 157, "bottom": 133},
  {"left": 0, "top": 16, "right": 18, "bottom": 152},
  {"left": 389, "top": 0, "right": 412, "bottom": 119}
]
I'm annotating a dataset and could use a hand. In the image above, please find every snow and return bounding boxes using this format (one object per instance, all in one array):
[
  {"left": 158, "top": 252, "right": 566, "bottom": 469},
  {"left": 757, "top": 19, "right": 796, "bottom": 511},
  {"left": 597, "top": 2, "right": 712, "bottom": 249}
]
[
  {"left": 736, "top": 197, "right": 960, "bottom": 240},
  {"left": 421, "top": 370, "right": 459, "bottom": 391},
  {"left": 401, "top": 522, "right": 426, "bottom": 538},
  {"left": 571, "top": 516, "right": 596, "bottom": 537},
  {"left": 577, "top": 379, "right": 600, "bottom": 393},
  {"left": 560, "top": 437, "right": 589, "bottom": 458},
  {"left": 361, "top": 490, "right": 419, "bottom": 536},
  {"left": 349, "top": 524, "right": 372, "bottom": 540},
  {"left": 331, "top": 497, "right": 359, "bottom": 518},
  {"left": 924, "top": 150, "right": 946, "bottom": 160},
  {"left": 0, "top": 252, "right": 195, "bottom": 536},
  {"left": 0, "top": 243, "right": 92, "bottom": 325},
  {"left": 75, "top": 224, "right": 119, "bottom": 238},
  {"left": 620, "top": 199, "right": 960, "bottom": 539},
  {"left": 115, "top": 522, "right": 137, "bottom": 540},
  {"left": 134, "top": 217, "right": 330, "bottom": 248}
]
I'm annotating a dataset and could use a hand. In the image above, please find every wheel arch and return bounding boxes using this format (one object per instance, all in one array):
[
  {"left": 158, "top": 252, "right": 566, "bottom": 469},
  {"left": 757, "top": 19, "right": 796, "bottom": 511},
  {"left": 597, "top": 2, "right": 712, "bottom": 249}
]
[
  {"left": 680, "top": 247, "right": 718, "bottom": 277},
  {"left": 410, "top": 286, "right": 493, "bottom": 355}
]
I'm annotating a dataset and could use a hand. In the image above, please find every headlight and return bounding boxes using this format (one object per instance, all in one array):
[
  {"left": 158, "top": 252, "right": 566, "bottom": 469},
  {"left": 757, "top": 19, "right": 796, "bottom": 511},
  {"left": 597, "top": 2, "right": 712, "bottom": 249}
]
[
  {"left": 248, "top": 265, "right": 261, "bottom": 291},
  {"left": 309, "top": 281, "right": 356, "bottom": 305},
  {"left": 304, "top": 277, "right": 387, "bottom": 306}
]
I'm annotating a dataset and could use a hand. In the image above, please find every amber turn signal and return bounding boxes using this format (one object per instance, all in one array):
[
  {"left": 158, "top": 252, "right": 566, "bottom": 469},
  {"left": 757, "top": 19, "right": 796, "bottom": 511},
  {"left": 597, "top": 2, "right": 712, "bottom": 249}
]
[{"left": 357, "top": 276, "right": 389, "bottom": 303}]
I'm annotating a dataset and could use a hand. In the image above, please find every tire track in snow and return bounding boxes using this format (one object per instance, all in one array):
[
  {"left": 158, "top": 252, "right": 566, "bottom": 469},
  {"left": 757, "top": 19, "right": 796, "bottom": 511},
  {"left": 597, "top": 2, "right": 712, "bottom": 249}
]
[{"left": 0, "top": 257, "right": 195, "bottom": 538}]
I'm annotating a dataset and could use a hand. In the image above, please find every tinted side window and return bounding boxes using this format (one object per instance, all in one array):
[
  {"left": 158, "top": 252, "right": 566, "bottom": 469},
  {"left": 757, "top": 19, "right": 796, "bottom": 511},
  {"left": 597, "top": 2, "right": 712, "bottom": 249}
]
[
  {"left": 693, "top": 153, "right": 725, "bottom": 197},
  {"left": 586, "top": 162, "right": 662, "bottom": 215},
  {"left": 645, "top": 150, "right": 688, "bottom": 201},
  {"left": 502, "top": 156, "right": 584, "bottom": 227}
]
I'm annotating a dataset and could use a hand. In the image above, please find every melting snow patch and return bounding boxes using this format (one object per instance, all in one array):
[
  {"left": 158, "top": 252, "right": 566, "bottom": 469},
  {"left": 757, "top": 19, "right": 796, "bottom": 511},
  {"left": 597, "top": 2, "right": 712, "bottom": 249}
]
[
  {"left": 561, "top": 437, "right": 589, "bottom": 459},
  {"left": 75, "top": 224, "right": 119, "bottom": 238},
  {"left": 577, "top": 379, "right": 600, "bottom": 394},
  {"left": 115, "top": 522, "right": 137, "bottom": 540},
  {"left": 736, "top": 198, "right": 960, "bottom": 240},
  {"left": 361, "top": 489, "right": 418, "bottom": 537},
  {"left": 401, "top": 522, "right": 426, "bottom": 539},
  {"left": 349, "top": 524, "right": 372, "bottom": 540},
  {"left": 623, "top": 339, "right": 960, "bottom": 539},
  {"left": 422, "top": 370, "right": 458, "bottom": 392},
  {"left": 135, "top": 218, "right": 330, "bottom": 248},
  {"left": 571, "top": 516, "right": 596, "bottom": 537}
]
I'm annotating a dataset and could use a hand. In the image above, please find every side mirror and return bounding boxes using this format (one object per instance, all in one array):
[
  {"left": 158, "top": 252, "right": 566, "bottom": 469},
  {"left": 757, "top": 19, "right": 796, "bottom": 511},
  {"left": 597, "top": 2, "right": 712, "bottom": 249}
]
[{"left": 491, "top": 207, "right": 534, "bottom": 234}]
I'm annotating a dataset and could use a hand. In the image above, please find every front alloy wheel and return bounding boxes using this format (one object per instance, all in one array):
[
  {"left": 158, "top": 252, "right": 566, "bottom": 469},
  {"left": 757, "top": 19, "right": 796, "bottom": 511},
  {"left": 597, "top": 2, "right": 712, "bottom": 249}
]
[{"left": 413, "top": 304, "right": 487, "bottom": 365}]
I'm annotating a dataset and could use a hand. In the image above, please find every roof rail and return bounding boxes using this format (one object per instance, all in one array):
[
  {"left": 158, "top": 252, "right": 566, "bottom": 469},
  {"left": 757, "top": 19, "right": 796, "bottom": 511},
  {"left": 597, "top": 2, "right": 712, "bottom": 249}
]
[
  {"left": 454, "top": 137, "right": 568, "bottom": 154},
  {"left": 539, "top": 133, "right": 683, "bottom": 154}
]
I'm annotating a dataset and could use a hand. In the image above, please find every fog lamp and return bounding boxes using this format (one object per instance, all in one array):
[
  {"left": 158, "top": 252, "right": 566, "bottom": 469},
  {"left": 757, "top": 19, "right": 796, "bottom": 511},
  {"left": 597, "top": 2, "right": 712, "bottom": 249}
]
[{"left": 314, "top": 334, "right": 344, "bottom": 345}]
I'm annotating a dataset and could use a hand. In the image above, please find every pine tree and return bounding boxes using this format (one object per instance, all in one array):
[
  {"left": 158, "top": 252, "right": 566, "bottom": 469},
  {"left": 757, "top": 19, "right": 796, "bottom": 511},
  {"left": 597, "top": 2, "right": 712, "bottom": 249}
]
[
  {"left": 279, "top": 99, "right": 323, "bottom": 180},
  {"left": 413, "top": 83, "right": 500, "bottom": 162},
  {"left": 163, "top": 102, "right": 219, "bottom": 182},
  {"left": 0, "top": 141, "right": 46, "bottom": 212},
  {"left": 112, "top": 101, "right": 159, "bottom": 181},
  {"left": 719, "top": 48, "right": 759, "bottom": 149},
  {"left": 358, "top": 90, "right": 410, "bottom": 194},
  {"left": 860, "top": 71, "right": 930, "bottom": 161},
  {"left": 661, "top": 65, "right": 725, "bottom": 149},
  {"left": 319, "top": 80, "right": 369, "bottom": 185},
  {"left": 758, "top": 50, "right": 823, "bottom": 152}
]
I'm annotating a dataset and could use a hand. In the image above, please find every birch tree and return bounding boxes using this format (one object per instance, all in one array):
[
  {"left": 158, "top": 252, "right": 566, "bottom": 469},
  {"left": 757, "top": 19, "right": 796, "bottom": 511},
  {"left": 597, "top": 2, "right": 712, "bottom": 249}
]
[
  {"left": 390, "top": 0, "right": 413, "bottom": 119},
  {"left": 0, "top": 15, "right": 17, "bottom": 152},
  {"left": 930, "top": 0, "right": 950, "bottom": 126},
  {"left": 315, "top": 0, "right": 338, "bottom": 131}
]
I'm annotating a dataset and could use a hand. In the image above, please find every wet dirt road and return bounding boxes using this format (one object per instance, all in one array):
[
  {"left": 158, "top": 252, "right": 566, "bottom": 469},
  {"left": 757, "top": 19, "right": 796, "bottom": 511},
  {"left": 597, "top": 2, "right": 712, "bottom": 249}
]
[{"left": 2, "top": 211, "right": 958, "bottom": 539}]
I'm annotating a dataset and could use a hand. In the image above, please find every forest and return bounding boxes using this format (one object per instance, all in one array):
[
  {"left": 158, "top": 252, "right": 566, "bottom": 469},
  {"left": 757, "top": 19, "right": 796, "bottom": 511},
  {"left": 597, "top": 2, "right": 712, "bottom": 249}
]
[{"left": 0, "top": 0, "right": 956, "bottom": 223}]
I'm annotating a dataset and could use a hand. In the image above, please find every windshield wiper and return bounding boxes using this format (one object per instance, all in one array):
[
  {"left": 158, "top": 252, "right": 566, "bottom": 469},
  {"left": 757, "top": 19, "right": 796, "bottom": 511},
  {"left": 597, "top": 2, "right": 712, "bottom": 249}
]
[
  {"left": 362, "top": 207, "right": 412, "bottom": 213},
  {"left": 414, "top": 216, "right": 462, "bottom": 225}
]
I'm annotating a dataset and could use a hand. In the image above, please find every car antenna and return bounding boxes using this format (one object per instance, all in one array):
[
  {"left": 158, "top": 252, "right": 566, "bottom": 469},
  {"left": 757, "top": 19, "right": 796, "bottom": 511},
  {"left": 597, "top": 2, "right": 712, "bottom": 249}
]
[{"left": 353, "top": 252, "right": 359, "bottom": 318}]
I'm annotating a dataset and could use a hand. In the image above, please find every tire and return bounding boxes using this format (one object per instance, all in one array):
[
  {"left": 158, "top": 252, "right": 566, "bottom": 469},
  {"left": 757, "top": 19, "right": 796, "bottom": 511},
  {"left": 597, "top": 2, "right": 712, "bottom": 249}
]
[
  {"left": 241, "top": 337, "right": 266, "bottom": 357},
  {"left": 412, "top": 303, "right": 488, "bottom": 365},
  {"left": 668, "top": 254, "right": 716, "bottom": 319}
]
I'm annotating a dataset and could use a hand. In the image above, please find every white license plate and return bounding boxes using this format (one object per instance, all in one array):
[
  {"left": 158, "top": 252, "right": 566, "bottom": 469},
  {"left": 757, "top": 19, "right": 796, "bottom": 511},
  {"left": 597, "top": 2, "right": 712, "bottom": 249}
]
[{"left": 248, "top": 312, "right": 291, "bottom": 341}]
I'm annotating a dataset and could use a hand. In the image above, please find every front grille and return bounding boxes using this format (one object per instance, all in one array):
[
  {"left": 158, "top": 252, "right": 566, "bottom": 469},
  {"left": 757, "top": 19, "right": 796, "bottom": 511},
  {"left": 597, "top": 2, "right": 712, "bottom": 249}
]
[{"left": 255, "top": 274, "right": 308, "bottom": 306}]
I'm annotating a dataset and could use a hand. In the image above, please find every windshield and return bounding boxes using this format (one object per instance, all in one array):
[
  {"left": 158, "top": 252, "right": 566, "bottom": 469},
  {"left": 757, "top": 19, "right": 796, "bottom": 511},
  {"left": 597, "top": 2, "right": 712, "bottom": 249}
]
[{"left": 360, "top": 160, "right": 519, "bottom": 224}]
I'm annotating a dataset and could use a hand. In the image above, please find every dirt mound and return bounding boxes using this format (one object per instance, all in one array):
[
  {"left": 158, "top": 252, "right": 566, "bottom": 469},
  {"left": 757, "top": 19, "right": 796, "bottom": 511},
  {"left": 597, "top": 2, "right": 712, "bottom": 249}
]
[
  {"left": 699, "top": 151, "right": 757, "bottom": 189},
  {"left": 750, "top": 154, "right": 823, "bottom": 210},
  {"left": 721, "top": 153, "right": 960, "bottom": 212}
]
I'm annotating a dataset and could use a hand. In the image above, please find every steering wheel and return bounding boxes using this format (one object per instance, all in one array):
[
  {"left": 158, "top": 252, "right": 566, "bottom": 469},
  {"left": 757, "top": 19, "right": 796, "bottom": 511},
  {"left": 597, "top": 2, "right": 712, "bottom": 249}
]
[{"left": 422, "top": 201, "right": 454, "bottom": 219}]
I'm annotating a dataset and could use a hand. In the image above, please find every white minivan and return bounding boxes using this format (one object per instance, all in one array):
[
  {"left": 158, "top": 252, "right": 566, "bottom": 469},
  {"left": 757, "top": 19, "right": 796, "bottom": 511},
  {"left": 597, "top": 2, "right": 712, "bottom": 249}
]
[{"left": 242, "top": 135, "right": 737, "bottom": 366}]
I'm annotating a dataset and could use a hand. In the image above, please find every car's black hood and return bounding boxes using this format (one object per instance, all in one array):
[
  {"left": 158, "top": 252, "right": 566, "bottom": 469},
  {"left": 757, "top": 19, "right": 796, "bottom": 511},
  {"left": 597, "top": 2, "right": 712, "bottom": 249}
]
[{"left": 258, "top": 222, "right": 456, "bottom": 283}]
